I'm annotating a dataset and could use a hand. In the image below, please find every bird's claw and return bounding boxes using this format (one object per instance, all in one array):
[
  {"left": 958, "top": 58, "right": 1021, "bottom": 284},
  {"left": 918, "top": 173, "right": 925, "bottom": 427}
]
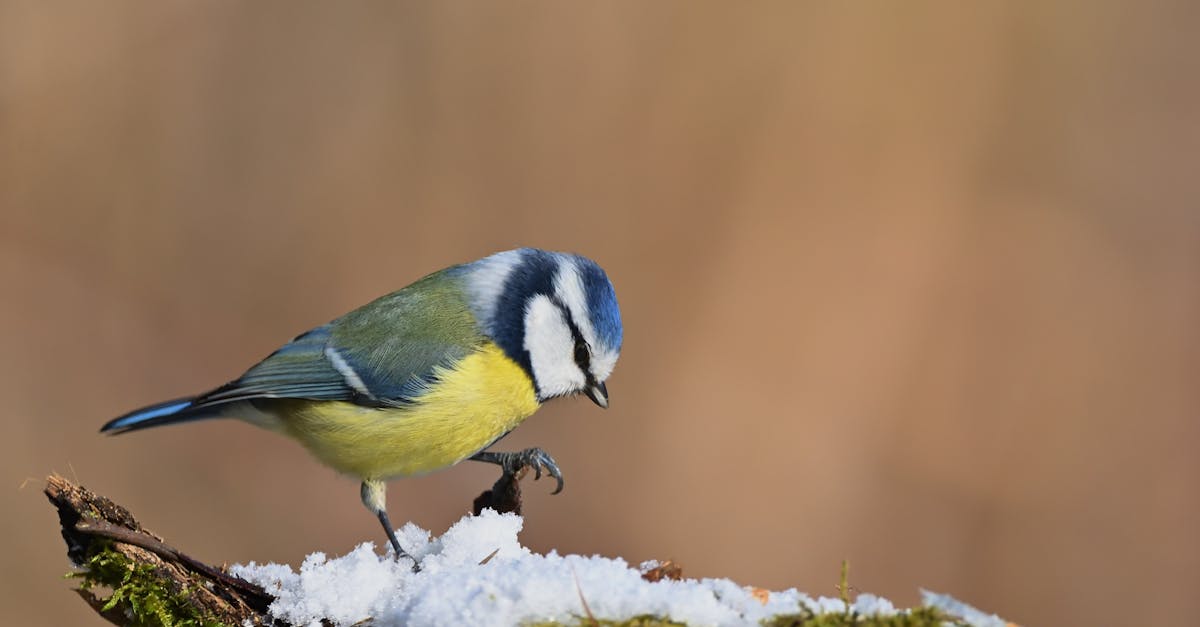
[
  {"left": 507, "top": 447, "right": 564, "bottom": 495},
  {"left": 470, "top": 447, "right": 565, "bottom": 494}
]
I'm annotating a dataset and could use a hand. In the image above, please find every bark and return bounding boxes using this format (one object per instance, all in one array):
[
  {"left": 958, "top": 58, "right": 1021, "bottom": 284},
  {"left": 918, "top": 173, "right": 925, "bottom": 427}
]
[{"left": 45, "top": 473, "right": 273, "bottom": 625}]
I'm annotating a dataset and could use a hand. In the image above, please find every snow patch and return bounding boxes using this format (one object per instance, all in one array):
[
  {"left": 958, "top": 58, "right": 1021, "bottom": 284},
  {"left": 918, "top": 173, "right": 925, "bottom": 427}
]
[{"left": 231, "top": 510, "right": 987, "bottom": 627}]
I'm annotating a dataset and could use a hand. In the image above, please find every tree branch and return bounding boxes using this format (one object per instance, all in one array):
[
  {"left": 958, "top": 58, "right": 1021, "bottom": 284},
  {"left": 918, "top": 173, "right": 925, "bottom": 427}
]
[{"left": 45, "top": 473, "right": 274, "bottom": 626}]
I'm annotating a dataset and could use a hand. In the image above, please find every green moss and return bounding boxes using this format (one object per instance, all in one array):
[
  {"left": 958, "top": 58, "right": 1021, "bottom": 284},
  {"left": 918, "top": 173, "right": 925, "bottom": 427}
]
[
  {"left": 69, "top": 542, "right": 227, "bottom": 627},
  {"left": 760, "top": 605, "right": 964, "bottom": 627}
]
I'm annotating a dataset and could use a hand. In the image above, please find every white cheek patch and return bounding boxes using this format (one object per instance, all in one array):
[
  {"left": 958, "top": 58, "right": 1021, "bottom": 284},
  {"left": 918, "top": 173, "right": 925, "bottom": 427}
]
[{"left": 524, "top": 294, "right": 586, "bottom": 399}]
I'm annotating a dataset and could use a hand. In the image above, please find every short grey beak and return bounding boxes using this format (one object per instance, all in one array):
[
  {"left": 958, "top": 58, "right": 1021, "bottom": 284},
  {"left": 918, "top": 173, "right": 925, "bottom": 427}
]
[{"left": 584, "top": 381, "right": 608, "bottom": 409}]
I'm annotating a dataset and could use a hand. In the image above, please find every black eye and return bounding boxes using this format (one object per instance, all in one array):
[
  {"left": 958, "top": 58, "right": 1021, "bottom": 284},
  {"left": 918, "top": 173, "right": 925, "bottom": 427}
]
[{"left": 573, "top": 342, "right": 589, "bottom": 366}]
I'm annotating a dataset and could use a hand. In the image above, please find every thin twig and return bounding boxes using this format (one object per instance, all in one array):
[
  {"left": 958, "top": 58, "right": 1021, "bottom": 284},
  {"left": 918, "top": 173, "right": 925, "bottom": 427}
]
[{"left": 73, "top": 520, "right": 268, "bottom": 599}]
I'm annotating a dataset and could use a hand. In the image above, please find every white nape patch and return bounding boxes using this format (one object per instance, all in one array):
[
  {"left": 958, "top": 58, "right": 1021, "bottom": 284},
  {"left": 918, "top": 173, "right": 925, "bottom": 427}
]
[
  {"left": 552, "top": 260, "right": 619, "bottom": 381},
  {"left": 523, "top": 294, "right": 586, "bottom": 398},
  {"left": 325, "top": 346, "right": 372, "bottom": 397},
  {"left": 463, "top": 249, "right": 524, "bottom": 330}
]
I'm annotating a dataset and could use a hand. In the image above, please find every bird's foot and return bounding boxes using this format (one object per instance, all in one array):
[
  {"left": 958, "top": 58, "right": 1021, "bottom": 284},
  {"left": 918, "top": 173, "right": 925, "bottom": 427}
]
[
  {"left": 398, "top": 552, "right": 421, "bottom": 573},
  {"left": 470, "top": 447, "right": 564, "bottom": 495},
  {"left": 376, "top": 509, "right": 420, "bottom": 572}
]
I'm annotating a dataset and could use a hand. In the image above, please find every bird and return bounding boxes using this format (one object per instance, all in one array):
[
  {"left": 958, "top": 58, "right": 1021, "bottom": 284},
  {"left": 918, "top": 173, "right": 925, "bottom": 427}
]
[{"left": 100, "top": 248, "right": 622, "bottom": 564}]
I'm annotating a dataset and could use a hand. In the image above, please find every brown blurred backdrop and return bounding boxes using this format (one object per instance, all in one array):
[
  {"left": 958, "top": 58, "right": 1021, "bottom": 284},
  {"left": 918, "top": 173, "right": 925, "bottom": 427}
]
[{"left": 3, "top": 2, "right": 1198, "bottom": 625}]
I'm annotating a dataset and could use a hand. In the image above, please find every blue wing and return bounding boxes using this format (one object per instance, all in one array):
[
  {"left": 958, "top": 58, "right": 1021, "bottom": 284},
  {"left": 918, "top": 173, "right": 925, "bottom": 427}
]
[
  {"left": 193, "top": 325, "right": 360, "bottom": 405},
  {"left": 102, "top": 272, "right": 484, "bottom": 434},
  {"left": 202, "top": 275, "right": 483, "bottom": 408}
]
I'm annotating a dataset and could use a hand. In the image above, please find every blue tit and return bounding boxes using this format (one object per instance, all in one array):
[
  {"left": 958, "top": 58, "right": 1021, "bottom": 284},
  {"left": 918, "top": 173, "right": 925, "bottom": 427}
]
[{"left": 101, "top": 248, "right": 622, "bottom": 562}]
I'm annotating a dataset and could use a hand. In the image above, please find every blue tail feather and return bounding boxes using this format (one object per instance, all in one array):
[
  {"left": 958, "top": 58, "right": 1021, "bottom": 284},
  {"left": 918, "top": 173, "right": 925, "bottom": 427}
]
[{"left": 100, "top": 398, "right": 209, "bottom": 434}]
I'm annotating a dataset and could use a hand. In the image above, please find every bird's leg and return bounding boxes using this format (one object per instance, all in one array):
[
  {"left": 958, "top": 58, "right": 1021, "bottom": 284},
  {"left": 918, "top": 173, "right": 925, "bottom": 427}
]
[
  {"left": 360, "top": 479, "right": 419, "bottom": 571},
  {"left": 469, "top": 448, "right": 565, "bottom": 495}
]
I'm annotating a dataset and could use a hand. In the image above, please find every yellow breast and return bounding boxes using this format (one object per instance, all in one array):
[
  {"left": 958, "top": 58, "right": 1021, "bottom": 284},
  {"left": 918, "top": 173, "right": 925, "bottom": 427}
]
[{"left": 267, "top": 343, "right": 541, "bottom": 480}]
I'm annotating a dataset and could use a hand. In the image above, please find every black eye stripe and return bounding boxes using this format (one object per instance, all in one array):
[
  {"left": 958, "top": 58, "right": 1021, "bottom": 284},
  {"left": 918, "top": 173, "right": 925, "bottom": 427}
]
[
  {"left": 551, "top": 297, "right": 592, "bottom": 372},
  {"left": 550, "top": 297, "right": 584, "bottom": 343}
]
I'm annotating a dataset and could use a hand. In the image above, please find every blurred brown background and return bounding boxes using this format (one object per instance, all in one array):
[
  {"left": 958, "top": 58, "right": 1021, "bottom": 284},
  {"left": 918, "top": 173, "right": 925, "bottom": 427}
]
[{"left": 3, "top": 2, "right": 1198, "bottom": 625}]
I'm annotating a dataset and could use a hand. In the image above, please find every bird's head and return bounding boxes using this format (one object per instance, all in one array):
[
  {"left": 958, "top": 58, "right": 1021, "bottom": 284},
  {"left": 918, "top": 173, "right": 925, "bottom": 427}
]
[{"left": 465, "top": 248, "right": 622, "bottom": 407}]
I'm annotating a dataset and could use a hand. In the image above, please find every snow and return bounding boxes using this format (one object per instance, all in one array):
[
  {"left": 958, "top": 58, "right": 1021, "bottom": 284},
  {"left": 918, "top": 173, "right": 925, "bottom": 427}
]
[
  {"left": 230, "top": 509, "right": 996, "bottom": 627},
  {"left": 921, "top": 590, "right": 1011, "bottom": 627}
]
